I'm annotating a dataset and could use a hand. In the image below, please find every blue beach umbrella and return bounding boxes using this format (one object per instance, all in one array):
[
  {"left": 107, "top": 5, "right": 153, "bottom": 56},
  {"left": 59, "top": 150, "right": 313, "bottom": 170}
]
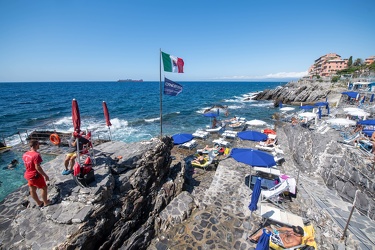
[
  {"left": 255, "top": 228, "right": 271, "bottom": 250},
  {"left": 249, "top": 177, "right": 262, "bottom": 212},
  {"left": 238, "top": 130, "right": 267, "bottom": 141},
  {"left": 300, "top": 105, "right": 314, "bottom": 110},
  {"left": 358, "top": 119, "right": 375, "bottom": 125},
  {"left": 172, "top": 133, "right": 193, "bottom": 145},
  {"left": 203, "top": 112, "right": 218, "bottom": 117},
  {"left": 370, "top": 94, "right": 374, "bottom": 103},
  {"left": 230, "top": 148, "right": 276, "bottom": 167},
  {"left": 314, "top": 102, "right": 328, "bottom": 107},
  {"left": 342, "top": 91, "right": 359, "bottom": 99}
]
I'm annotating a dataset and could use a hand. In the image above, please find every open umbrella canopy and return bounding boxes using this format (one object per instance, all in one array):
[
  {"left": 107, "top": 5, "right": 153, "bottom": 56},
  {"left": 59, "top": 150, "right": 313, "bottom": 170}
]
[
  {"left": 246, "top": 119, "right": 267, "bottom": 126},
  {"left": 249, "top": 177, "right": 262, "bottom": 212},
  {"left": 280, "top": 107, "right": 295, "bottom": 112},
  {"left": 358, "top": 119, "right": 375, "bottom": 125},
  {"left": 299, "top": 112, "right": 316, "bottom": 119},
  {"left": 314, "top": 102, "right": 328, "bottom": 107},
  {"left": 347, "top": 110, "right": 370, "bottom": 117},
  {"left": 72, "top": 99, "right": 81, "bottom": 132},
  {"left": 342, "top": 91, "right": 359, "bottom": 99},
  {"left": 230, "top": 148, "right": 276, "bottom": 167},
  {"left": 343, "top": 107, "right": 363, "bottom": 113},
  {"left": 326, "top": 118, "right": 356, "bottom": 126},
  {"left": 300, "top": 105, "right": 315, "bottom": 110},
  {"left": 172, "top": 133, "right": 193, "bottom": 145},
  {"left": 238, "top": 130, "right": 267, "bottom": 141},
  {"left": 203, "top": 112, "right": 219, "bottom": 117}
]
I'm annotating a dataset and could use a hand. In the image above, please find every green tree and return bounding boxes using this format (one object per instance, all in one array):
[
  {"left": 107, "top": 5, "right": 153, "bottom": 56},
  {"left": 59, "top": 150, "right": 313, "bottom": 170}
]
[
  {"left": 368, "top": 61, "right": 375, "bottom": 71},
  {"left": 347, "top": 56, "right": 353, "bottom": 67},
  {"left": 332, "top": 76, "right": 340, "bottom": 82},
  {"left": 353, "top": 58, "right": 363, "bottom": 66}
]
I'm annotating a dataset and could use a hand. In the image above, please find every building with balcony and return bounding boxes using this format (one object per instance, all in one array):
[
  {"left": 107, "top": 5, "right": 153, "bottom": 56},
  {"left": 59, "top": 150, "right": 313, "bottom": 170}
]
[
  {"left": 365, "top": 56, "right": 375, "bottom": 65},
  {"left": 308, "top": 53, "right": 348, "bottom": 77}
]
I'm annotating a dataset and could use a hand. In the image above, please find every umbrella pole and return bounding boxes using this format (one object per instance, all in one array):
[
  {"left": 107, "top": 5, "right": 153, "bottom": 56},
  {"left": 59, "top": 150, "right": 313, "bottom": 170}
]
[
  {"left": 108, "top": 126, "right": 112, "bottom": 141},
  {"left": 76, "top": 137, "right": 80, "bottom": 165}
]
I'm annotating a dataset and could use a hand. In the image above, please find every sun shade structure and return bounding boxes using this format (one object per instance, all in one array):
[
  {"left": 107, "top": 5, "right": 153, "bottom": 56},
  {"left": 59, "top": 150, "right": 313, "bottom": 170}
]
[
  {"left": 299, "top": 112, "right": 316, "bottom": 119},
  {"left": 203, "top": 112, "right": 219, "bottom": 117},
  {"left": 172, "top": 133, "right": 193, "bottom": 145},
  {"left": 249, "top": 177, "right": 262, "bottom": 212},
  {"left": 358, "top": 119, "right": 375, "bottom": 125},
  {"left": 342, "top": 91, "right": 359, "bottom": 99},
  {"left": 279, "top": 107, "right": 295, "bottom": 111},
  {"left": 72, "top": 99, "right": 81, "bottom": 132},
  {"left": 255, "top": 229, "right": 271, "bottom": 250},
  {"left": 238, "top": 130, "right": 267, "bottom": 141},
  {"left": 102, "top": 101, "right": 112, "bottom": 140},
  {"left": 326, "top": 118, "right": 356, "bottom": 126},
  {"left": 300, "top": 105, "right": 315, "bottom": 110},
  {"left": 246, "top": 119, "right": 267, "bottom": 126},
  {"left": 230, "top": 148, "right": 276, "bottom": 167},
  {"left": 314, "top": 102, "right": 329, "bottom": 107}
]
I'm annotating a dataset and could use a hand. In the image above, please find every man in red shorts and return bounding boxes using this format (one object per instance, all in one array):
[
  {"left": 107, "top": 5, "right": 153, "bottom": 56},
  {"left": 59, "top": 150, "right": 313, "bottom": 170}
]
[{"left": 22, "top": 140, "right": 51, "bottom": 207}]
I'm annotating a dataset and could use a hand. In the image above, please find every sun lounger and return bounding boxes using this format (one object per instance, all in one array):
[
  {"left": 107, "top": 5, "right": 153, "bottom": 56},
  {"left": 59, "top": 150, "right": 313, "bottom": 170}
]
[
  {"left": 260, "top": 178, "right": 290, "bottom": 206},
  {"left": 212, "top": 138, "right": 230, "bottom": 147},
  {"left": 205, "top": 126, "right": 224, "bottom": 133},
  {"left": 260, "top": 204, "right": 304, "bottom": 228},
  {"left": 179, "top": 139, "right": 198, "bottom": 150},
  {"left": 222, "top": 130, "right": 238, "bottom": 139},
  {"left": 192, "top": 130, "right": 209, "bottom": 139},
  {"left": 191, "top": 151, "right": 216, "bottom": 171}
]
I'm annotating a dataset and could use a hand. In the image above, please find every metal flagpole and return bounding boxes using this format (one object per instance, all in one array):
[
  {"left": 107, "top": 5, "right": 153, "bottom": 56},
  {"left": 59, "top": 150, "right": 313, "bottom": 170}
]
[{"left": 159, "top": 48, "right": 163, "bottom": 139}]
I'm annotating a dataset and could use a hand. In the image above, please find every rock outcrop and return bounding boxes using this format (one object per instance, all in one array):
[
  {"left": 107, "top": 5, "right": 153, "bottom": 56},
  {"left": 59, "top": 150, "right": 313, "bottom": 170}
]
[
  {"left": 254, "top": 80, "right": 347, "bottom": 106},
  {"left": 0, "top": 137, "right": 187, "bottom": 250}
]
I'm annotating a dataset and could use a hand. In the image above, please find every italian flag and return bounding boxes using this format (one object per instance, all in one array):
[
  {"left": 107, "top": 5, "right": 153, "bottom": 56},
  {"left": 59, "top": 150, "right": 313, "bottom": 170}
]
[{"left": 162, "top": 51, "right": 184, "bottom": 73}]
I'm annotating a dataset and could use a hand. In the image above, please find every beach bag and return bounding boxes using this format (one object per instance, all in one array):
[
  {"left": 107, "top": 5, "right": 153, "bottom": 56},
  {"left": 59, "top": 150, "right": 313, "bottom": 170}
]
[{"left": 73, "top": 157, "right": 95, "bottom": 187}]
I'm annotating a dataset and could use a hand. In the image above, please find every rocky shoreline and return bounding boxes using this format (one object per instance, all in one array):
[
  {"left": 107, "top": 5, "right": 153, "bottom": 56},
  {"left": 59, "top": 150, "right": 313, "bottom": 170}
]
[{"left": 1, "top": 80, "right": 375, "bottom": 249}]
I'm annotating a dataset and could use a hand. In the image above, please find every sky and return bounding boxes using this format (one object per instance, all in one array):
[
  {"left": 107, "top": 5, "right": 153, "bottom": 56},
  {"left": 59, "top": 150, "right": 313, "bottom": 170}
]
[{"left": 0, "top": 0, "right": 374, "bottom": 82}]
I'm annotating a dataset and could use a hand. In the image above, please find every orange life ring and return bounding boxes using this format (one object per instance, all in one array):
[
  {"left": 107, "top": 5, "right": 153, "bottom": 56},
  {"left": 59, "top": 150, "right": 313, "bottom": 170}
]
[{"left": 49, "top": 133, "right": 61, "bottom": 145}]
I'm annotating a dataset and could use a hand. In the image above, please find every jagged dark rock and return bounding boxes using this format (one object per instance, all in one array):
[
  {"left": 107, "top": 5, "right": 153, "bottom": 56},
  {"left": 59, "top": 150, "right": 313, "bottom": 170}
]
[{"left": 254, "top": 80, "right": 347, "bottom": 106}]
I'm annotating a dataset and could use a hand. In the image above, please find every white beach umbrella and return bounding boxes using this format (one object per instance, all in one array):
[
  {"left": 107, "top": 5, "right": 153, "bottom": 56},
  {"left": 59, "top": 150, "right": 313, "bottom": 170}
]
[
  {"left": 280, "top": 107, "right": 295, "bottom": 112},
  {"left": 347, "top": 110, "right": 370, "bottom": 117},
  {"left": 245, "top": 119, "right": 267, "bottom": 126},
  {"left": 299, "top": 112, "right": 316, "bottom": 118},
  {"left": 326, "top": 118, "right": 356, "bottom": 126},
  {"left": 343, "top": 107, "right": 364, "bottom": 113}
]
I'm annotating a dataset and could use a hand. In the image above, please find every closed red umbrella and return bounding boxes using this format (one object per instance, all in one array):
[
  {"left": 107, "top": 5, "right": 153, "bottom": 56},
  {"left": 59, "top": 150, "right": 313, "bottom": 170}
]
[
  {"left": 102, "top": 101, "right": 112, "bottom": 126},
  {"left": 72, "top": 99, "right": 81, "bottom": 133},
  {"left": 102, "top": 101, "right": 112, "bottom": 140},
  {"left": 72, "top": 98, "right": 81, "bottom": 163}
]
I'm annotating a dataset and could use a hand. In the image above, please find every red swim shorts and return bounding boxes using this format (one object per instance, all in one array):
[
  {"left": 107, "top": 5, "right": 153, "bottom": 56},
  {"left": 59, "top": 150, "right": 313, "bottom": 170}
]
[{"left": 28, "top": 175, "right": 47, "bottom": 189}]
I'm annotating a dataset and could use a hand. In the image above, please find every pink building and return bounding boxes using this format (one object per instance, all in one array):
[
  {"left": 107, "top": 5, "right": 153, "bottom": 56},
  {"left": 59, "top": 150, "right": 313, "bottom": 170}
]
[
  {"left": 365, "top": 56, "right": 375, "bottom": 65},
  {"left": 308, "top": 53, "right": 348, "bottom": 77}
]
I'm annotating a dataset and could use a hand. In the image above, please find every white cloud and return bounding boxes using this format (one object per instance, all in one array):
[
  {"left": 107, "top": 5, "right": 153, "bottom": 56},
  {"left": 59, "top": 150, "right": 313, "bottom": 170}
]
[{"left": 214, "top": 71, "right": 308, "bottom": 80}]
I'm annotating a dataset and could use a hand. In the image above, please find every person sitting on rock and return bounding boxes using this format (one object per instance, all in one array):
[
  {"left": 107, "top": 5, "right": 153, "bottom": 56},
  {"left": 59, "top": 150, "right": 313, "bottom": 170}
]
[
  {"left": 63, "top": 130, "right": 90, "bottom": 175},
  {"left": 191, "top": 152, "right": 206, "bottom": 165},
  {"left": 291, "top": 117, "right": 298, "bottom": 126}
]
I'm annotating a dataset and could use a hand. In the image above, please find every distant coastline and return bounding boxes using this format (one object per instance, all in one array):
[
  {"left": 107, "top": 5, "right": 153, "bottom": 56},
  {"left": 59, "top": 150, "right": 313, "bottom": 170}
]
[{"left": 117, "top": 79, "right": 143, "bottom": 82}]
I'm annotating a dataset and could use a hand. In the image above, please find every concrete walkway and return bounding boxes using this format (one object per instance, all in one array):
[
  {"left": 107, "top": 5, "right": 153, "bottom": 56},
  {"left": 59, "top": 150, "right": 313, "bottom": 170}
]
[{"left": 300, "top": 175, "right": 375, "bottom": 250}]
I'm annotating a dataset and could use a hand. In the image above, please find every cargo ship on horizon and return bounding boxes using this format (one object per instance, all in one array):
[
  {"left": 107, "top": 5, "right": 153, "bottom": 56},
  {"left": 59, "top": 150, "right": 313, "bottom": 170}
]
[{"left": 117, "top": 79, "right": 143, "bottom": 82}]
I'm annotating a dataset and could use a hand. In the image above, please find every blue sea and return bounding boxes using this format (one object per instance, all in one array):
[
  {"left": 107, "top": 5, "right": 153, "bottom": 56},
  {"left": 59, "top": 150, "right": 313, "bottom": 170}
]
[{"left": 0, "top": 81, "right": 285, "bottom": 201}]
